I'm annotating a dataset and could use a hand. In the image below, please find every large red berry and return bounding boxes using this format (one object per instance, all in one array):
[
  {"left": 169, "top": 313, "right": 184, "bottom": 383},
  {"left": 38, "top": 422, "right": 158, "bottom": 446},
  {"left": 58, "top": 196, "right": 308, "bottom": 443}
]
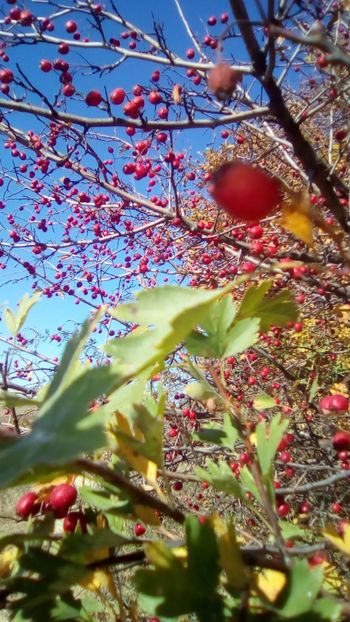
[
  {"left": 65, "top": 20, "right": 77, "bottom": 33},
  {"left": 332, "top": 431, "right": 350, "bottom": 451},
  {"left": 49, "top": 484, "right": 77, "bottom": 517},
  {"left": 16, "top": 492, "right": 40, "bottom": 519},
  {"left": 320, "top": 394, "right": 349, "bottom": 414},
  {"left": 85, "top": 90, "right": 103, "bottom": 106},
  {"left": 109, "top": 88, "right": 125, "bottom": 105},
  {"left": 210, "top": 162, "right": 282, "bottom": 223}
]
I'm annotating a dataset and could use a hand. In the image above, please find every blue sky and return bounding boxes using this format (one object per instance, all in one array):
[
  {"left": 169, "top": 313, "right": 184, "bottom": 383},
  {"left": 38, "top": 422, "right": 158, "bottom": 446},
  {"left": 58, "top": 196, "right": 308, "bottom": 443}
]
[{"left": 0, "top": 0, "right": 304, "bottom": 365}]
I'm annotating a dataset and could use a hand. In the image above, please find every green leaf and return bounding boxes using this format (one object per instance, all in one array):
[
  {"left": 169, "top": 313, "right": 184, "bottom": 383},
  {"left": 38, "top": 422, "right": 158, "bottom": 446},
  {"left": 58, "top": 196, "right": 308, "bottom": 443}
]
[
  {"left": 309, "top": 374, "right": 320, "bottom": 402},
  {"left": 253, "top": 392, "right": 276, "bottom": 410},
  {"left": 276, "top": 559, "right": 323, "bottom": 617},
  {"left": 236, "top": 281, "right": 298, "bottom": 333},
  {"left": 0, "top": 391, "right": 40, "bottom": 408},
  {"left": 223, "top": 317, "right": 260, "bottom": 357},
  {"left": 311, "top": 597, "right": 342, "bottom": 621},
  {"left": 256, "top": 415, "right": 289, "bottom": 477},
  {"left": 3, "top": 291, "right": 41, "bottom": 336},
  {"left": 185, "top": 381, "right": 224, "bottom": 408},
  {"left": 0, "top": 321, "right": 126, "bottom": 488},
  {"left": 195, "top": 460, "right": 244, "bottom": 499},
  {"left": 135, "top": 515, "right": 224, "bottom": 621},
  {"left": 107, "top": 286, "right": 222, "bottom": 374},
  {"left": 186, "top": 296, "right": 236, "bottom": 358},
  {"left": 79, "top": 487, "right": 133, "bottom": 516},
  {"left": 279, "top": 521, "right": 309, "bottom": 540},
  {"left": 59, "top": 528, "right": 130, "bottom": 563},
  {"left": 240, "top": 465, "right": 261, "bottom": 503},
  {"left": 195, "top": 413, "right": 238, "bottom": 448}
]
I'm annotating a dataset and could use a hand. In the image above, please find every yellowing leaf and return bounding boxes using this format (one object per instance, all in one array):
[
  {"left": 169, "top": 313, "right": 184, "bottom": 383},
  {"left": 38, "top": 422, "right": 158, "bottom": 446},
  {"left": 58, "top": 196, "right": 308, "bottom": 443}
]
[
  {"left": 34, "top": 473, "right": 76, "bottom": 492},
  {"left": 172, "top": 84, "right": 182, "bottom": 105},
  {"left": 253, "top": 568, "right": 287, "bottom": 602},
  {"left": 323, "top": 524, "right": 350, "bottom": 556},
  {"left": 134, "top": 504, "right": 161, "bottom": 526},
  {"left": 212, "top": 516, "right": 248, "bottom": 590},
  {"left": 322, "top": 561, "right": 343, "bottom": 594},
  {"left": 0, "top": 546, "right": 18, "bottom": 577},
  {"left": 280, "top": 193, "right": 313, "bottom": 245},
  {"left": 113, "top": 413, "right": 158, "bottom": 484},
  {"left": 330, "top": 382, "right": 348, "bottom": 397},
  {"left": 249, "top": 432, "right": 257, "bottom": 446},
  {"left": 80, "top": 568, "right": 117, "bottom": 595}
]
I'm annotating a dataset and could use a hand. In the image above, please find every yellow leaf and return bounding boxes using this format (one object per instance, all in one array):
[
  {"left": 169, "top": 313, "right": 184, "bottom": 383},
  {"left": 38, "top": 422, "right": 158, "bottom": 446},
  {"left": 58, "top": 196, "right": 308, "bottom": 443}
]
[
  {"left": 80, "top": 568, "right": 117, "bottom": 596},
  {"left": 330, "top": 382, "right": 348, "bottom": 397},
  {"left": 172, "top": 84, "right": 182, "bottom": 105},
  {"left": 322, "top": 561, "right": 343, "bottom": 594},
  {"left": 212, "top": 516, "right": 248, "bottom": 590},
  {"left": 249, "top": 432, "right": 257, "bottom": 446},
  {"left": 280, "top": 193, "right": 313, "bottom": 245},
  {"left": 134, "top": 504, "right": 161, "bottom": 526},
  {"left": 0, "top": 546, "right": 18, "bottom": 577},
  {"left": 113, "top": 413, "right": 158, "bottom": 484},
  {"left": 34, "top": 474, "right": 76, "bottom": 492},
  {"left": 323, "top": 524, "right": 350, "bottom": 556},
  {"left": 253, "top": 568, "right": 287, "bottom": 602}
]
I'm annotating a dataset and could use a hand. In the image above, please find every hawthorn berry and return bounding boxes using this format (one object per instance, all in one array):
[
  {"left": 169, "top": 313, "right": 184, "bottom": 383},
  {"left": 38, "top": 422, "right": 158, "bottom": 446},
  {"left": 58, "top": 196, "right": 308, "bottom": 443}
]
[
  {"left": 49, "top": 483, "right": 77, "bottom": 517},
  {"left": 134, "top": 523, "right": 146, "bottom": 536},
  {"left": 16, "top": 492, "right": 40, "bottom": 519},
  {"left": 85, "top": 90, "right": 103, "bottom": 107},
  {"left": 110, "top": 88, "right": 126, "bottom": 105},
  {"left": 210, "top": 162, "right": 282, "bottom": 223},
  {"left": 320, "top": 394, "right": 349, "bottom": 414}
]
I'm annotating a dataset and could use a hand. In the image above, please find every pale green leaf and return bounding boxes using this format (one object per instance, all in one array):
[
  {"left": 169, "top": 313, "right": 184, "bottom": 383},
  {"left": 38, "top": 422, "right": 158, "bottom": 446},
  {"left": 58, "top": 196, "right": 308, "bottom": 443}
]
[{"left": 256, "top": 415, "right": 289, "bottom": 477}]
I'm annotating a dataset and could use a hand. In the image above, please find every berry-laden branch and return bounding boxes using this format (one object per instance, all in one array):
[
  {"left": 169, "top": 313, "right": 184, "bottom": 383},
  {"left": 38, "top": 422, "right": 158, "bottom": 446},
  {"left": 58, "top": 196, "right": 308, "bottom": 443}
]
[{"left": 229, "top": 0, "right": 350, "bottom": 233}]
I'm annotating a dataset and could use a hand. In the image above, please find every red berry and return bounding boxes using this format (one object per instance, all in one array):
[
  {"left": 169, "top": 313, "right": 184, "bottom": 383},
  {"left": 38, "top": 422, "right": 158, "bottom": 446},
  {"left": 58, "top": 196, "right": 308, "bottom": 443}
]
[
  {"left": 16, "top": 492, "right": 40, "bottom": 519},
  {"left": 65, "top": 20, "right": 77, "bottom": 33},
  {"left": 109, "top": 88, "right": 125, "bottom": 105},
  {"left": 20, "top": 10, "right": 34, "bottom": 26},
  {"left": 208, "top": 16, "right": 217, "bottom": 26},
  {"left": 148, "top": 90, "right": 162, "bottom": 105},
  {"left": 210, "top": 162, "right": 282, "bottom": 223},
  {"left": 277, "top": 502, "right": 290, "bottom": 517},
  {"left": 157, "top": 107, "right": 168, "bottom": 119},
  {"left": 173, "top": 481, "right": 183, "bottom": 491},
  {"left": 58, "top": 43, "right": 69, "bottom": 55},
  {"left": 298, "top": 500, "right": 311, "bottom": 514},
  {"left": 49, "top": 484, "right": 77, "bottom": 517},
  {"left": 320, "top": 394, "right": 349, "bottom": 414},
  {"left": 335, "top": 128, "right": 347, "bottom": 141},
  {"left": 331, "top": 502, "right": 342, "bottom": 514},
  {"left": 123, "top": 101, "right": 139, "bottom": 118},
  {"left": 85, "top": 90, "right": 103, "bottom": 106},
  {"left": 63, "top": 511, "right": 87, "bottom": 533},
  {"left": 186, "top": 48, "right": 195, "bottom": 59},
  {"left": 40, "top": 59, "right": 52, "bottom": 72},
  {"left": 134, "top": 523, "right": 146, "bottom": 537},
  {"left": 0, "top": 69, "right": 13, "bottom": 84},
  {"left": 220, "top": 13, "right": 229, "bottom": 23},
  {"left": 63, "top": 83, "right": 75, "bottom": 96},
  {"left": 332, "top": 431, "right": 350, "bottom": 451}
]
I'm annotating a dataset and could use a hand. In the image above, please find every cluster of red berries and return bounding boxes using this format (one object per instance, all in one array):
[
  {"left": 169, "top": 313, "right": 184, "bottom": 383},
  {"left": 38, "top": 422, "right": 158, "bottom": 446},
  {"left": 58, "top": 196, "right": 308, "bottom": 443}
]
[{"left": 15, "top": 483, "right": 87, "bottom": 533}]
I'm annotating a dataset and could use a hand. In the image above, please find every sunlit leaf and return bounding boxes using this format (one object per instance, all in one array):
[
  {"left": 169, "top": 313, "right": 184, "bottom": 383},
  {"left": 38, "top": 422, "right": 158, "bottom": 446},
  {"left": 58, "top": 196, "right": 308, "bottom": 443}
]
[
  {"left": 280, "top": 193, "right": 313, "bottom": 245},
  {"left": 253, "top": 568, "right": 287, "bottom": 602},
  {"left": 323, "top": 523, "right": 350, "bottom": 556}
]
